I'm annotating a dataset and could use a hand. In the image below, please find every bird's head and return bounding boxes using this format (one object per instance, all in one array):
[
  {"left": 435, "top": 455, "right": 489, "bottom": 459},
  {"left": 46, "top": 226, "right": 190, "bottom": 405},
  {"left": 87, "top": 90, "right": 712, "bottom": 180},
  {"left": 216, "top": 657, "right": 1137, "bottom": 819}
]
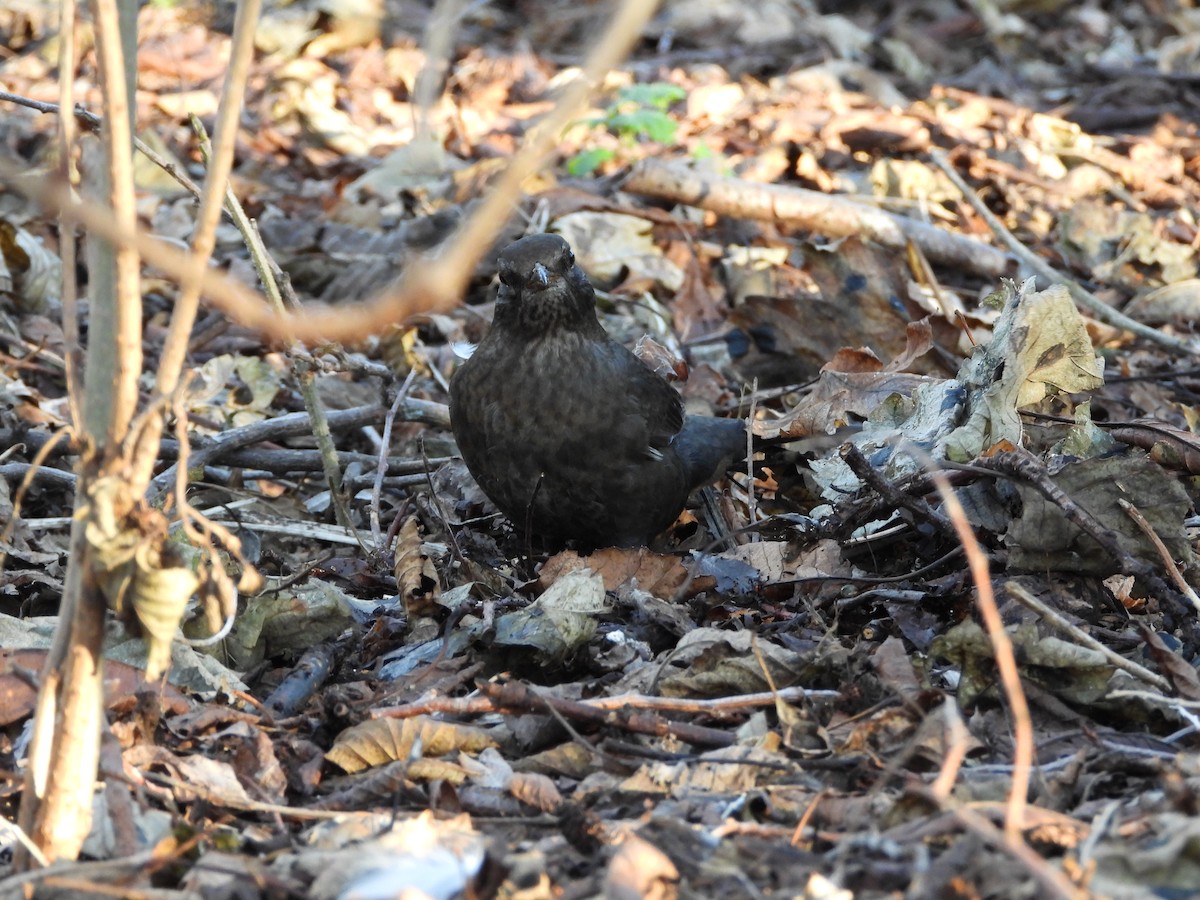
[{"left": 492, "top": 233, "right": 600, "bottom": 336}]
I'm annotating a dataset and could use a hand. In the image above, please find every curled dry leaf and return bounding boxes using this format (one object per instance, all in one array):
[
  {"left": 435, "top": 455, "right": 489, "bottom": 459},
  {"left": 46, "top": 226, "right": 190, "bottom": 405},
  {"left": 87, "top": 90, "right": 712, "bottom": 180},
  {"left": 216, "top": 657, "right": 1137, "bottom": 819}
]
[
  {"left": 127, "top": 541, "right": 200, "bottom": 680},
  {"left": 947, "top": 279, "right": 1105, "bottom": 459},
  {"left": 84, "top": 477, "right": 198, "bottom": 679},
  {"left": 1138, "top": 626, "right": 1200, "bottom": 702},
  {"left": 604, "top": 833, "right": 678, "bottom": 900},
  {"left": 1111, "top": 418, "right": 1200, "bottom": 475},
  {"left": 393, "top": 515, "right": 441, "bottom": 618},
  {"left": 405, "top": 757, "right": 473, "bottom": 784},
  {"left": 508, "top": 771, "right": 564, "bottom": 812},
  {"left": 932, "top": 619, "right": 1115, "bottom": 710},
  {"left": 327, "top": 715, "right": 497, "bottom": 774}
]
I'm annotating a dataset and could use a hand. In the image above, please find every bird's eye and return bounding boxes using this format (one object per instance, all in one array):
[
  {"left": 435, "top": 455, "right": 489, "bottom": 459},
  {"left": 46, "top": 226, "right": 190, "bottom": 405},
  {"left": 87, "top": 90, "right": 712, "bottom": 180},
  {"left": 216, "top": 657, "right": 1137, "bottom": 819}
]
[
  {"left": 564, "top": 250, "right": 575, "bottom": 268},
  {"left": 498, "top": 269, "right": 515, "bottom": 287}
]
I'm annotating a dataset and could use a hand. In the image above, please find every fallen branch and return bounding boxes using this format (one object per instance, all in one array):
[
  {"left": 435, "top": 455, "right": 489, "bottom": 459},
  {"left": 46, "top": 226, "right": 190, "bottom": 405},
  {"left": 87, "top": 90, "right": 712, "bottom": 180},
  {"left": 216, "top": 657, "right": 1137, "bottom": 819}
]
[
  {"left": 148, "top": 400, "right": 449, "bottom": 495},
  {"left": 480, "top": 678, "right": 736, "bottom": 748},
  {"left": 624, "top": 158, "right": 1014, "bottom": 279}
]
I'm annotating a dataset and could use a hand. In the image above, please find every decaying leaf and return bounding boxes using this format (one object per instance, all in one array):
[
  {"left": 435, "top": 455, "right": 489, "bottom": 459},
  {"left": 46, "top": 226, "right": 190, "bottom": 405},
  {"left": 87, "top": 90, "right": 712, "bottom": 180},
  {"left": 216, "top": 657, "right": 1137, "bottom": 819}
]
[
  {"left": 492, "top": 570, "right": 610, "bottom": 665},
  {"left": 83, "top": 477, "right": 199, "bottom": 679},
  {"left": 758, "top": 320, "right": 938, "bottom": 441},
  {"left": 553, "top": 211, "right": 684, "bottom": 289},
  {"left": 808, "top": 278, "right": 1106, "bottom": 499},
  {"left": 8, "top": 6, "right": 1200, "bottom": 895},
  {"left": 945, "top": 279, "right": 1105, "bottom": 460},
  {"left": 932, "top": 619, "right": 1116, "bottom": 709},
  {"left": 1007, "top": 454, "right": 1191, "bottom": 575},
  {"left": 226, "top": 576, "right": 358, "bottom": 670},
  {"left": 189, "top": 355, "right": 288, "bottom": 429},
  {"left": 658, "top": 628, "right": 809, "bottom": 697}
]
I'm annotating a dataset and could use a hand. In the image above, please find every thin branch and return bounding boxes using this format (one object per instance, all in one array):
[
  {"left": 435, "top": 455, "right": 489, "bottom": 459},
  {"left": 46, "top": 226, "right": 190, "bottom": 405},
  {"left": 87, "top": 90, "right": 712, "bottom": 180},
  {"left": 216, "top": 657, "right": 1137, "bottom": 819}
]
[
  {"left": 1005, "top": 581, "right": 1170, "bottom": 692},
  {"left": 148, "top": 400, "right": 449, "bottom": 496},
  {"left": 53, "top": 11, "right": 82, "bottom": 430},
  {"left": 0, "top": 89, "right": 206, "bottom": 198},
  {"left": 927, "top": 468, "right": 1033, "bottom": 844},
  {"left": 372, "top": 370, "right": 418, "bottom": 551},
  {"left": 624, "top": 157, "right": 1014, "bottom": 279},
  {"left": 86, "top": 0, "right": 141, "bottom": 446},
  {"left": 184, "top": 114, "right": 360, "bottom": 534},
  {"left": 129, "top": 0, "right": 263, "bottom": 489},
  {"left": 1118, "top": 499, "right": 1200, "bottom": 614}
]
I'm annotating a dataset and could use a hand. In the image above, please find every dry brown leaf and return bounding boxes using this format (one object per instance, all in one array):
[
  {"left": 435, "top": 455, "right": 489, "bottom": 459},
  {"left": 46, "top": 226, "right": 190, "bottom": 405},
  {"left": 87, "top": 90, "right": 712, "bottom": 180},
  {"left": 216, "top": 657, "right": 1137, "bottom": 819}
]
[
  {"left": 0, "top": 217, "right": 62, "bottom": 312},
  {"left": 667, "top": 240, "right": 725, "bottom": 340},
  {"left": 508, "top": 771, "right": 563, "bottom": 812},
  {"left": 327, "top": 715, "right": 497, "bottom": 774},
  {"left": 405, "top": 757, "right": 472, "bottom": 784},
  {"left": 872, "top": 636, "right": 922, "bottom": 705},
  {"left": 538, "top": 548, "right": 688, "bottom": 598},
  {"left": 633, "top": 335, "right": 688, "bottom": 383},
  {"left": 605, "top": 833, "right": 678, "bottom": 900},
  {"left": 393, "top": 515, "right": 440, "bottom": 618},
  {"left": 1139, "top": 626, "right": 1200, "bottom": 702}
]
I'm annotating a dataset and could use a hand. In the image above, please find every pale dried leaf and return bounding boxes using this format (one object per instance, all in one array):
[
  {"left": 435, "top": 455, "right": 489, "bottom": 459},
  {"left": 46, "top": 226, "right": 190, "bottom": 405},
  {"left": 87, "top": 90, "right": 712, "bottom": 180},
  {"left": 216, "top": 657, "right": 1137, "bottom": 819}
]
[{"left": 327, "top": 715, "right": 497, "bottom": 773}]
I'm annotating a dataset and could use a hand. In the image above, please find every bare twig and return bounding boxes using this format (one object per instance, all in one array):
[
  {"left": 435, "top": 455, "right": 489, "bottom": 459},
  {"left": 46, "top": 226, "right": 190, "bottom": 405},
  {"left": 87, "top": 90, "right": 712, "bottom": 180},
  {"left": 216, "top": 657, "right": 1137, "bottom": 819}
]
[
  {"left": 745, "top": 378, "right": 759, "bottom": 534},
  {"left": 927, "top": 468, "right": 1033, "bottom": 844},
  {"left": 840, "top": 443, "right": 957, "bottom": 539},
  {"left": 478, "top": 678, "right": 736, "bottom": 748},
  {"left": 150, "top": 400, "right": 449, "bottom": 495},
  {"left": 928, "top": 698, "right": 971, "bottom": 801},
  {"left": 372, "top": 369, "right": 418, "bottom": 550},
  {"left": 950, "top": 803, "right": 1080, "bottom": 899},
  {"left": 1118, "top": 499, "right": 1200, "bottom": 615},
  {"left": 188, "top": 114, "right": 359, "bottom": 534},
  {"left": 53, "top": 13, "right": 82, "bottom": 429},
  {"left": 18, "top": 0, "right": 139, "bottom": 866},
  {"left": 372, "top": 684, "right": 839, "bottom": 719},
  {"left": 1005, "top": 581, "right": 1170, "bottom": 692},
  {"left": 82, "top": 2, "right": 140, "bottom": 446},
  {"left": 0, "top": 430, "right": 72, "bottom": 571}
]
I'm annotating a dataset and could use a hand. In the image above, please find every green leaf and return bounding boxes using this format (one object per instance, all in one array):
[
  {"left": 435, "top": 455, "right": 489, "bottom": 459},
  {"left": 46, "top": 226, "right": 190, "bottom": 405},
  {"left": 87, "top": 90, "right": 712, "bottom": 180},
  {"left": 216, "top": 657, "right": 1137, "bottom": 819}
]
[
  {"left": 567, "top": 147, "right": 616, "bottom": 176},
  {"left": 607, "top": 110, "right": 677, "bottom": 143},
  {"left": 617, "top": 82, "right": 686, "bottom": 110}
]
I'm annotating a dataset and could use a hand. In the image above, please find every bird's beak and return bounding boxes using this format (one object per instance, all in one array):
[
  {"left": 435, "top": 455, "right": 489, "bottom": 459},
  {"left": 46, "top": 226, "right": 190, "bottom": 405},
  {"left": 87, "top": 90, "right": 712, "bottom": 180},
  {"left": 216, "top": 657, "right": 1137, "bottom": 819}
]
[{"left": 530, "top": 262, "right": 550, "bottom": 288}]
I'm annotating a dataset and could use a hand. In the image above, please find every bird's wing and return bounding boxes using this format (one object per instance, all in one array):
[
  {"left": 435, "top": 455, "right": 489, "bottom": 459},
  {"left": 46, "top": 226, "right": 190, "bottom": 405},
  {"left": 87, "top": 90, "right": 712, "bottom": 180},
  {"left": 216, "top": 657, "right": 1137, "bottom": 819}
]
[{"left": 597, "top": 341, "right": 685, "bottom": 451}]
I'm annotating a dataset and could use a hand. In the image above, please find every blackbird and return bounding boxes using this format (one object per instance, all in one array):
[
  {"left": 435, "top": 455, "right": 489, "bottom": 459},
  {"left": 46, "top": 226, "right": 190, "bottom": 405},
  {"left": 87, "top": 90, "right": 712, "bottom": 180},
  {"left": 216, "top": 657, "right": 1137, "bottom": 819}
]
[{"left": 449, "top": 233, "right": 746, "bottom": 548}]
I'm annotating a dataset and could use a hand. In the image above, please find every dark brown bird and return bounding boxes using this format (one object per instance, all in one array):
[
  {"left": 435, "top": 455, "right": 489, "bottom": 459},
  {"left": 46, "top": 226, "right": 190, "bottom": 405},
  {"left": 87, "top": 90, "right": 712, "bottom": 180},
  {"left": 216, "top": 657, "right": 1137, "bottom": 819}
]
[{"left": 449, "top": 233, "right": 746, "bottom": 548}]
